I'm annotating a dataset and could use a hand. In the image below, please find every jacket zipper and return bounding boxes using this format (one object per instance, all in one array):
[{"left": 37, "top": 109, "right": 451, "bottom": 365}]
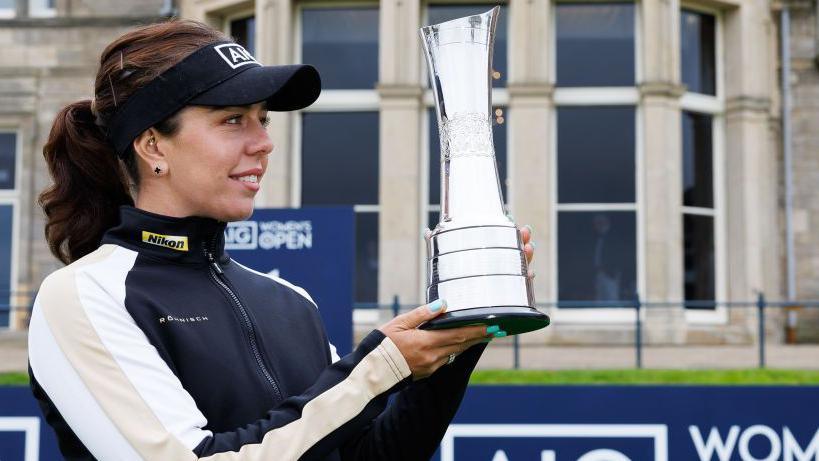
[{"left": 203, "top": 239, "right": 283, "bottom": 403}]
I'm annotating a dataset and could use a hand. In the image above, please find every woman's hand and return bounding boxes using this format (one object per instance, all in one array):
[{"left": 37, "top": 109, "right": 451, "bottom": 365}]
[
  {"left": 378, "top": 300, "right": 495, "bottom": 380},
  {"left": 520, "top": 224, "right": 535, "bottom": 277},
  {"left": 380, "top": 224, "right": 535, "bottom": 380}
]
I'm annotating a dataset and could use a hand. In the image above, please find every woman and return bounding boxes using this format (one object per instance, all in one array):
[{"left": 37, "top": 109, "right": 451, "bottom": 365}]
[{"left": 28, "top": 19, "right": 534, "bottom": 461}]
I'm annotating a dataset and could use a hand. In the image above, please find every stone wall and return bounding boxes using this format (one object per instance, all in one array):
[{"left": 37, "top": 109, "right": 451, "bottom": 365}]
[{"left": 787, "top": 0, "right": 819, "bottom": 341}]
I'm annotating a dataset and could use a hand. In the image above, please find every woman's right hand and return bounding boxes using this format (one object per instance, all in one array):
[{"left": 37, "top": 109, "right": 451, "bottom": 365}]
[{"left": 378, "top": 300, "right": 502, "bottom": 380}]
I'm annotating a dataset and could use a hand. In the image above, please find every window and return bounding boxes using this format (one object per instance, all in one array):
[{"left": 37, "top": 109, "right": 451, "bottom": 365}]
[
  {"left": 556, "top": 107, "right": 637, "bottom": 302},
  {"left": 556, "top": 2, "right": 635, "bottom": 87},
  {"left": 681, "top": 9, "right": 716, "bottom": 95},
  {"left": 680, "top": 7, "right": 723, "bottom": 319},
  {"left": 552, "top": 2, "right": 639, "bottom": 317},
  {"left": 0, "top": 132, "right": 17, "bottom": 329},
  {"left": 298, "top": 5, "right": 380, "bottom": 303},
  {"left": 301, "top": 7, "right": 379, "bottom": 90},
  {"left": 301, "top": 112, "right": 380, "bottom": 303},
  {"left": 229, "top": 15, "right": 256, "bottom": 55}
]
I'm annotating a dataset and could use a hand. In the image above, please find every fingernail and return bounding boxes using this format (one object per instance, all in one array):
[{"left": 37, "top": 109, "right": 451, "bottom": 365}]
[
  {"left": 428, "top": 299, "right": 445, "bottom": 313},
  {"left": 486, "top": 325, "right": 501, "bottom": 334},
  {"left": 523, "top": 224, "right": 533, "bottom": 234},
  {"left": 494, "top": 331, "right": 508, "bottom": 338},
  {"left": 529, "top": 241, "right": 537, "bottom": 249}
]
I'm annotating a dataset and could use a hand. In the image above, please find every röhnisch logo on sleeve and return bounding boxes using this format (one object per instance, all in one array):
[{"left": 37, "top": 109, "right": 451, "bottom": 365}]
[{"left": 141, "top": 231, "right": 189, "bottom": 252}]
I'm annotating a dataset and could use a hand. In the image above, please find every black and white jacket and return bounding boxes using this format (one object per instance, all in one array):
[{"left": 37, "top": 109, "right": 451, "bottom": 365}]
[{"left": 28, "top": 206, "right": 484, "bottom": 460}]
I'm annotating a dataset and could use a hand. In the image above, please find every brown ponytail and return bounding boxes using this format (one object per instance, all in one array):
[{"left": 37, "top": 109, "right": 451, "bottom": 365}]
[
  {"left": 39, "top": 100, "right": 134, "bottom": 265},
  {"left": 38, "top": 20, "right": 228, "bottom": 264}
]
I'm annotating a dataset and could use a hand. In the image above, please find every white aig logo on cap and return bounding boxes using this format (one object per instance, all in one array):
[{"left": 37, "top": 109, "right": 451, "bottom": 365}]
[{"left": 214, "top": 43, "right": 259, "bottom": 69}]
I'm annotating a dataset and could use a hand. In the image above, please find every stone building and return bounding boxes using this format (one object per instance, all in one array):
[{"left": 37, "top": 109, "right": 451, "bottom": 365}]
[{"left": 1, "top": 0, "right": 817, "bottom": 345}]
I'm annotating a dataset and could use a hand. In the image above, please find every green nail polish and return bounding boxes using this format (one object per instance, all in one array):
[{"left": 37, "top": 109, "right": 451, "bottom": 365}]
[
  {"left": 530, "top": 241, "right": 537, "bottom": 249},
  {"left": 524, "top": 224, "right": 533, "bottom": 234},
  {"left": 494, "top": 331, "right": 508, "bottom": 338},
  {"left": 486, "top": 325, "right": 501, "bottom": 334},
  {"left": 428, "top": 299, "right": 444, "bottom": 313}
]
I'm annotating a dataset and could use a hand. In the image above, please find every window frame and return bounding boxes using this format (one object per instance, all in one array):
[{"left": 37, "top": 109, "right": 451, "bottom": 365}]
[
  {"left": 549, "top": 1, "right": 643, "bottom": 324},
  {"left": 293, "top": 2, "right": 382, "bottom": 304},
  {"left": 680, "top": 3, "right": 726, "bottom": 324},
  {"left": 0, "top": 128, "right": 21, "bottom": 329}
]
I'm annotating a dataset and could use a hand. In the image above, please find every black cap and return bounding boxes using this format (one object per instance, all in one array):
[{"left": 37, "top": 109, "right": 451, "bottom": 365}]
[{"left": 107, "top": 42, "right": 321, "bottom": 158}]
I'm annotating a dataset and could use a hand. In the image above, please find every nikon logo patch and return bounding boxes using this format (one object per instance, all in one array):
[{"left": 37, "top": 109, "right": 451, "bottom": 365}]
[
  {"left": 141, "top": 231, "right": 189, "bottom": 252},
  {"left": 214, "top": 43, "right": 259, "bottom": 69}
]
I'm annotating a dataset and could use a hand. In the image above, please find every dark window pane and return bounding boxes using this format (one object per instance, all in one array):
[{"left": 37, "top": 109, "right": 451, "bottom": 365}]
[
  {"left": 558, "top": 106, "right": 635, "bottom": 203},
  {"left": 428, "top": 108, "right": 507, "bottom": 206},
  {"left": 428, "top": 210, "right": 439, "bottom": 230},
  {"left": 556, "top": 3, "right": 635, "bottom": 87},
  {"left": 558, "top": 211, "right": 637, "bottom": 302},
  {"left": 230, "top": 16, "right": 256, "bottom": 56},
  {"left": 302, "top": 7, "right": 378, "bottom": 90},
  {"left": 427, "top": 4, "right": 508, "bottom": 87},
  {"left": 301, "top": 112, "right": 379, "bottom": 205},
  {"left": 684, "top": 214, "right": 715, "bottom": 307},
  {"left": 355, "top": 212, "right": 378, "bottom": 303},
  {"left": 0, "top": 133, "right": 15, "bottom": 190},
  {"left": 682, "top": 112, "right": 713, "bottom": 208},
  {"left": 0, "top": 205, "right": 11, "bottom": 327},
  {"left": 681, "top": 10, "right": 716, "bottom": 95}
]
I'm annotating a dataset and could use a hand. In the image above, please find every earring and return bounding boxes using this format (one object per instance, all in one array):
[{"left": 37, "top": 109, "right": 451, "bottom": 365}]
[
  {"left": 148, "top": 136, "right": 156, "bottom": 146},
  {"left": 154, "top": 165, "right": 162, "bottom": 175}
]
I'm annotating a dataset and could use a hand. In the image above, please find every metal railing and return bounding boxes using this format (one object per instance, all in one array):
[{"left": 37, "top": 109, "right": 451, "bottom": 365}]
[
  {"left": 355, "top": 294, "right": 819, "bottom": 370},
  {"left": 4, "top": 291, "right": 818, "bottom": 369}
]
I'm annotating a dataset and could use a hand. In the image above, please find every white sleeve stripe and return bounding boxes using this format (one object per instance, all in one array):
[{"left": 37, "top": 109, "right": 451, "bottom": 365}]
[
  {"left": 34, "top": 245, "right": 202, "bottom": 460},
  {"left": 28, "top": 299, "right": 143, "bottom": 461},
  {"left": 76, "top": 246, "right": 211, "bottom": 449}
]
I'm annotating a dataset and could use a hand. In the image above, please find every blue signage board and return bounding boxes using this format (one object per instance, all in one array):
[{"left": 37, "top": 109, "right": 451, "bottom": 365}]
[
  {"left": 0, "top": 387, "right": 60, "bottom": 461},
  {"left": 223, "top": 207, "right": 355, "bottom": 355},
  {"left": 2, "top": 385, "right": 819, "bottom": 459},
  {"left": 435, "top": 385, "right": 819, "bottom": 461}
]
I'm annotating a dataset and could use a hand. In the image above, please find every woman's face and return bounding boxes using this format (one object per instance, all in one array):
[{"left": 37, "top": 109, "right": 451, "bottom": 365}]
[{"left": 155, "top": 102, "right": 272, "bottom": 222}]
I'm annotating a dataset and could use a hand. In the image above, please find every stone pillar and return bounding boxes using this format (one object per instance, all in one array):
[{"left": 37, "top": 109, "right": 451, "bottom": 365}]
[
  {"left": 507, "top": 0, "right": 553, "bottom": 315},
  {"left": 377, "top": 0, "right": 423, "bottom": 305},
  {"left": 637, "top": 0, "right": 688, "bottom": 343},
  {"left": 256, "top": 0, "right": 295, "bottom": 207},
  {"left": 723, "top": 0, "right": 779, "bottom": 338}
]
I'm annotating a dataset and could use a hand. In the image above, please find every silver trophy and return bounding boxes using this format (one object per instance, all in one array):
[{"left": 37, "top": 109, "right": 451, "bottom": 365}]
[{"left": 420, "top": 7, "right": 549, "bottom": 335}]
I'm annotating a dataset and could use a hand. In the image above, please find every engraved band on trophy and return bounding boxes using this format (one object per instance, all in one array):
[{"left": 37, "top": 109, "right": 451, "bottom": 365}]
[{"left": 419, "top": 7, "right": 550, "bottom": 335}]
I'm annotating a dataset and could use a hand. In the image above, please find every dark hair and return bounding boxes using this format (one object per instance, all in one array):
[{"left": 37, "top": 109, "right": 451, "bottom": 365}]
[{"left": 38, "top": 20, "right": 228, "bottom": 265}]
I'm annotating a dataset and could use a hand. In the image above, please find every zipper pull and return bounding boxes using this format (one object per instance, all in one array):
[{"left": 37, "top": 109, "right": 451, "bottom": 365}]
[{"left": 207, "top": 252, "right": 223, "bottom": 275}]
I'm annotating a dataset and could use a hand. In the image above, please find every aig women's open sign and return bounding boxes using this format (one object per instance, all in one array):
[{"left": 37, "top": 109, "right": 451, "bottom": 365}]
[
  {"left": 222, "top": 207, "right": 354, "bottom": 356},
  {"left": 438, "top": 386, "right": 819, "bottom": 461}
]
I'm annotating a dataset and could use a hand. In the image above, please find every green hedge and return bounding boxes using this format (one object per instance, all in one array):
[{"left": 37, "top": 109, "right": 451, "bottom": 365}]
[
  {"left": 4, "top": 369, "right": 819, "bottom": 387},
  {"left": 470, "top": 369, "right": 819, "bottom": 385}
]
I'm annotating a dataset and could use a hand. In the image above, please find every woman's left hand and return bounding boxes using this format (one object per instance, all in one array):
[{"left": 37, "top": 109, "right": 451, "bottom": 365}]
[{"left": 520, "top": 225, "right": 535, "bottom": 277}]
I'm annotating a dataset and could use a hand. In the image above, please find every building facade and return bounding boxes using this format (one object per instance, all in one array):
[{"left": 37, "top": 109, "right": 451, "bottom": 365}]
[{"left": 1, "top": 0, "right": 816, "bottom": 345}]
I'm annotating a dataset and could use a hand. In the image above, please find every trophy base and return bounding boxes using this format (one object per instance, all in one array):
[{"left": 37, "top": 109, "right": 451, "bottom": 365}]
[{"left": 419, "top": 306, "right": 550, "bottom": 336}]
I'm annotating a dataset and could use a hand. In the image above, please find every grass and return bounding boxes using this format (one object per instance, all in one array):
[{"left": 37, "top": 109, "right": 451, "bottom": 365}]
[
  {"left": 0, "top": 372, "right": 28, "bottom": 386},
  {"left": 3, "top": 369, "right": 819, "bottom": 387},
  {"left": 469, "top": 369, "right": 819, "bottom": 385}
]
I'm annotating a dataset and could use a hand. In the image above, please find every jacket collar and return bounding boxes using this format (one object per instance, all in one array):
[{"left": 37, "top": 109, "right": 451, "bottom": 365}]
[{"left": 102, "top": 206, "right": 228, "bottom": 265}]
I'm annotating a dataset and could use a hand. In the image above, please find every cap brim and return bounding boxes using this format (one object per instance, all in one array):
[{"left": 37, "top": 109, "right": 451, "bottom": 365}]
[{"left": 188, "top": 64, "right": 321, "bottom": 111}]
